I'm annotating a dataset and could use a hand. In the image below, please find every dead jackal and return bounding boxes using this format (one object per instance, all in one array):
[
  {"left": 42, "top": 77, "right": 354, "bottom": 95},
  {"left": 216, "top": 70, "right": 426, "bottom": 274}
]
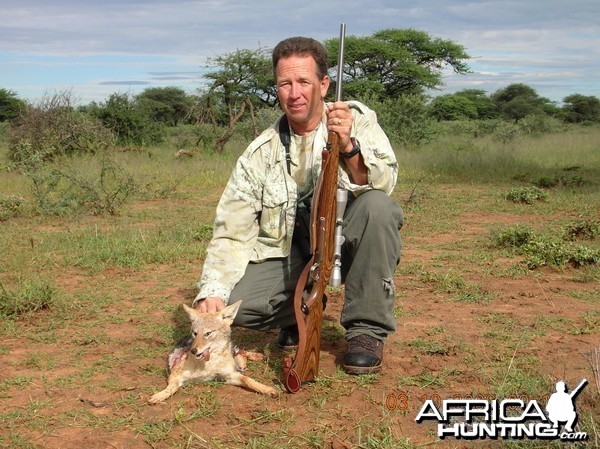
[{"left": 148, "top": 302, "right": 277, "bottom": 404}]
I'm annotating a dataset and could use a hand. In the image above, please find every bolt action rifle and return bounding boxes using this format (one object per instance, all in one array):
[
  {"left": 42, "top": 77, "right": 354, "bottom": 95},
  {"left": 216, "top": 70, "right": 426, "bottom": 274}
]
[{"left": 283, "top": 23, "right": 347, "bottom": 393}]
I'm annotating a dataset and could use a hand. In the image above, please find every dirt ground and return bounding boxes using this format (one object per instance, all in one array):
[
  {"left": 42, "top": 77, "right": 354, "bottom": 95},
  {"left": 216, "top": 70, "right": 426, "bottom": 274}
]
[{"left": 1, "top": 203, "right": 598, "bottom": 448}]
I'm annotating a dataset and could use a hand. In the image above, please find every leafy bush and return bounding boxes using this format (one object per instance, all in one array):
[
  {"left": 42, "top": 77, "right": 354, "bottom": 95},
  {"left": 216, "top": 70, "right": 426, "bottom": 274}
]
[
  {"left": 517, "top": 113, "right": 562, "bottom": 136},
  {"left": 27, "top": 152, "right": 138, "bottom": 216},
  {"left": 522, "top": 238, "right": 599, "bottom": 269},
  {"left": 491, "top": 121, "right": 521, "bottom": 144},
  {"left": 491, "top": 225, "right": 599, "bottom": 269},
  {"left": 532, "top": 173, "right": 588, "bottom": 189},
  {"left": 505, "top": 186, "right": 547, "bottom": 204},
  {"left": 88, "top": 92, "right": 165, "bottom": 146},
  {"left": 491, "top": 225, "right": 535, "bottom": 248},
  {"left": 436, "top": 120, "right": 479, "bottom": 137},
  {"left": 562, "top": 218, "right": 600, "bottom": 241},
  {"left": 8, "top": 91, "right": 114, "bottom": 168},
  {"left": 365, "top": 94, "right": 437, "bottom": 149}
]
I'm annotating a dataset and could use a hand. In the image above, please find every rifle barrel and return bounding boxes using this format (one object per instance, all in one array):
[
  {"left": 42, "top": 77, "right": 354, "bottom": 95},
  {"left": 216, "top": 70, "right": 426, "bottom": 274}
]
[{"left": 335, "top": 23, "right": 346, "bottom": 102}]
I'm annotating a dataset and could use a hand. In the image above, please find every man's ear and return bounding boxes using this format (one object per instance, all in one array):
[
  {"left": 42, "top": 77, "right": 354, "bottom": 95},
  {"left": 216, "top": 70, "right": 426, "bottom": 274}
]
[
  {"left": 320, "top": 75, "right": 330, "bottom": 99},
  {"left": 220, "top": 301, "right": 241, "bottom": 325}
]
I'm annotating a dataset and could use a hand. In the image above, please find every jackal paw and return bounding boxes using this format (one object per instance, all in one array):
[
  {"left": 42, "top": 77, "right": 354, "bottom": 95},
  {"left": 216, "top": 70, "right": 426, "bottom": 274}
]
[
  {"left": 148, "top": 390, "right": 170, "bottom": 404},
  {"left": 266, "top": 386, "right": 278, "bottom": 397}
]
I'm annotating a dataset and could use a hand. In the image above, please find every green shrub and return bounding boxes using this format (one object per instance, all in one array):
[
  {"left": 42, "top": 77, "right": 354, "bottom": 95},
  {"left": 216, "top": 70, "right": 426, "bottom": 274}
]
[
  {"left": 532, "top": 174, "right": 589, "bottom": 189},
  {"left": 491, "top": 121, "right": 520, "bottom": 144},
  {"left": 491, "top": 225, "right": 599, "bottom": 269},
  {"left": 522, "top": 238, "right": 599, "bottom": 269},
  {"left": 563, "top": 218, "right": 600, "bottom": 241},
  {"left": 8, "top": 91, "right": 114, "bottom": 168},
  {"left": 518, "top": 113, "right": 562, "bottom": 136},
  {"left": 88, "top": 92, "right": 165, "bottom": 146},
  {"left": 27, "top": 152, "right": 138, "bottom": 216},
  {"left": 367, "top": 94, "right": 437, "bottom": 149},
  {"left": 491, "top": 225, "right": 535, "bottom": 248},
  {"left": 505, "top": 186, "right": 547, "bottom": 204}
]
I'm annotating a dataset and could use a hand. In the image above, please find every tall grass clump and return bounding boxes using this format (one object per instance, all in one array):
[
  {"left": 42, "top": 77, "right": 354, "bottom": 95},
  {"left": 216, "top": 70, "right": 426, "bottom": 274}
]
[
  {"left": 0, "top": 277, "right": 57, "bottom": 318},
  {"left": 0, "top": 194, "right": 26, "bottom": 221},
  {"left": 401, "top": 123, "right": 600, "bottom": 184}
]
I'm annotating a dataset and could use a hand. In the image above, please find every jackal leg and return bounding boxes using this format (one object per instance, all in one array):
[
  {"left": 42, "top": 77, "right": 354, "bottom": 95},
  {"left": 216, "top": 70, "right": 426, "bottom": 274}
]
[
  {"left": 148, "top": 352, "right": 188, "bottom": 404},
  {"left": 228, "top": 372, "right": 277, "bottom": 397},
  {"left": 148, "top": 374, "right": 184, "bottom": 404}
]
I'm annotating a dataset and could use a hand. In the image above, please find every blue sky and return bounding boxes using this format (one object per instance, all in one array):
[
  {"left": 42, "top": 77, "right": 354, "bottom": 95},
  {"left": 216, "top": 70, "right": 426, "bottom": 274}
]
[{"left": 1, "top": 0, "right": 598, "bottom": 105}]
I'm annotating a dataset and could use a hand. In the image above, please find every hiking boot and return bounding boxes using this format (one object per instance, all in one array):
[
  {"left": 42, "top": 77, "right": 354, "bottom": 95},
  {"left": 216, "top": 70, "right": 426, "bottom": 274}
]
[
  {"left": 343, "top": 334, "right": 383, "bottom": 375},
  {"left": 277, "top": 325, "right": 299, "bottom": 350}
]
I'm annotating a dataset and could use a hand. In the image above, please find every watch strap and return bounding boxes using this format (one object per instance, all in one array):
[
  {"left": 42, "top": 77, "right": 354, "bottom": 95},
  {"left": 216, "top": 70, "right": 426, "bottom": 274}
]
[{"left": 341, "top": 137, "right": 360, "bottom": 159}]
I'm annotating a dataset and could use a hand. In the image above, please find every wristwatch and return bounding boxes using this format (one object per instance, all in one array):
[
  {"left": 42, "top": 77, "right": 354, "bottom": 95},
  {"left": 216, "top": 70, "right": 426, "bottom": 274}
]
[{"left": 341, "top": 137, "right": 361, "bottom": 159}]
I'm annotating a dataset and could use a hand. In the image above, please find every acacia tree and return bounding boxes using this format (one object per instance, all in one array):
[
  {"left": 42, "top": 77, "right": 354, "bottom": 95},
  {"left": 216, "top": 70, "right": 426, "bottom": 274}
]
[
  {"left": 325, "top": 28, "right": 471, "bottom": 101},
  {"left": 0, "top": 88, "right": 27, "bottom": 122},
  {"left": 195, "top": 29, "right": 471, "bottom": 150},
  {"left": 491, "top": 83, "right": 553, "bottom": 122},
  {"left": 428, "top": 94, "right": 478, "bottom": 121},
  {"left": 199, "top": 47, "right": 275, "bottom": 152},
  {"left": 561, "top": 94, "right": 600, "bottom": 123},
  {"left": 136, "top": 86, "right": 192, "bottom": 126},
  {"left": 428, "top": 89, "right": 497, "bottom": 121}
]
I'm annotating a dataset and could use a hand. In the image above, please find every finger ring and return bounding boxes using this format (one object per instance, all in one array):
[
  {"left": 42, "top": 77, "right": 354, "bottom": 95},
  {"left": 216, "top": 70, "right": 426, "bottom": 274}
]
[{"left": 337, "top": 118, "right": 342, "bottom": 125}]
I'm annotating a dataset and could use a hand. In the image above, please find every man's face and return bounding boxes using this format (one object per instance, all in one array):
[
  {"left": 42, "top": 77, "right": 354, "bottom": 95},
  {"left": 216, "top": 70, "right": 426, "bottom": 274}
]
[{"left": 275, "top": 55, "right": 330, "bottom": 135}]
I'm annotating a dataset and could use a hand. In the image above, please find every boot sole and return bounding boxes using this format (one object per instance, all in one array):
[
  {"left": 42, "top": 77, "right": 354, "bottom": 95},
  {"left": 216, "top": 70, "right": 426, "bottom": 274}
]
[{"left": 342, "top": 362, "right": 382, "bottom": 375}]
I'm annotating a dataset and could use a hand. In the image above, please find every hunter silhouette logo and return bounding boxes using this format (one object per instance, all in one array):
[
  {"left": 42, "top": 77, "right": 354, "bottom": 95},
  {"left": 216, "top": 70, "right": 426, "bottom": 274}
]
[
  {"left": 415, "top": 379, "right": 589, "bottom": 441},
  {"left": 546, "top": 379, "right": 586, "bottom": 433}
]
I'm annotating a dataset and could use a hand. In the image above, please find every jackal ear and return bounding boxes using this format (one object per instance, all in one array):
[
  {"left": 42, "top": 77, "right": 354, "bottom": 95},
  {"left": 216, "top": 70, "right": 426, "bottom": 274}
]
[
  {"left": 182, "top": 303, "right": 198, "bottom": 319},
  {"left": 220, "top": 301, "right": 241, "bottom": 324}
]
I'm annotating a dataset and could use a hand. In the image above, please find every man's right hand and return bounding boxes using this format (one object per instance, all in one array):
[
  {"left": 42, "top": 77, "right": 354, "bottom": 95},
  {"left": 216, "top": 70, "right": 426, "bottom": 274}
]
[{"left": 194, "top": 296, "right": 226, "bottom": 313}]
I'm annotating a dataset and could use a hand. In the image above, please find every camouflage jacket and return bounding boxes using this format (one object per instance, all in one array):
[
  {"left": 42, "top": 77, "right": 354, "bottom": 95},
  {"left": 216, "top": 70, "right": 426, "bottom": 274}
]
[{"left": 196, "top": 101, "right": 398, "bottom": 303}]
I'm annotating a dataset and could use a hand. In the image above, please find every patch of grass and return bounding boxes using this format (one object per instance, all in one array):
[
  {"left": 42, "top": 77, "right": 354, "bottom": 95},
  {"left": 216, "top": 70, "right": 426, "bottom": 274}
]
[
  {"left": 409, "top": 337, "right": 452, "bottom": 356},
  {"left": 354, "top": 418, "right": 415, "bottom": 448},
  {"left": 0, "top": 375, "right": 35, "bottom": 392},
  {"left": 453, "top": 287, "right": 495, "bottom": 303},
  {"left": 571, "top": 310, "right": 599, "bottom": 335},
  {"left": 136, "top": 419, "right": 174, "bottom": 445},
  {"left": 418, "top": 269, "right": 494, "bottom": 303},
  {"left": 397, "top": 368, "right": 460, "bottom": 389},
  {"left": 0, "top": 277, "right": 58, "bottom": 318},
  {"left": 0, "top": 194, "right": 26, "bottom": 221},
  {"left": 488, "top": 365, "right": 548, "bottom": 401},
  {"left": 419, "top": 269, "right": 466, "bottom": 293}
]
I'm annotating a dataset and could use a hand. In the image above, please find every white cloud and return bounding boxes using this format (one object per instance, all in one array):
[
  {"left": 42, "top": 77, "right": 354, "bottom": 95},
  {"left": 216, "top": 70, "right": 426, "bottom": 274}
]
[{"left": 1, "top": 0, "right": 598, "bottom": 103}]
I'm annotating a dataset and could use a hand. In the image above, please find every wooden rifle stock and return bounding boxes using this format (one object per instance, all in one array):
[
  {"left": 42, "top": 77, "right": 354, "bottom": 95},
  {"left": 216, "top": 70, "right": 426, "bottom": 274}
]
[{"left": 283, "top": 24, "right": 346, "bottom": 393}]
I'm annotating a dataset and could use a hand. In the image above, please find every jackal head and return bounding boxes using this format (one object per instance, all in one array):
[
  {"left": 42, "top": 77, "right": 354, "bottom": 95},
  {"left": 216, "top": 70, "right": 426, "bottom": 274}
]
[{"left": 182, "top": 302, "right": 241, "bottom": 361}]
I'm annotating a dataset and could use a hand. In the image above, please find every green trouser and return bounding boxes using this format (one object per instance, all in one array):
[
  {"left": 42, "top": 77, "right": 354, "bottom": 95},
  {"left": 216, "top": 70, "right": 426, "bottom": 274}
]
[{"left": 229, "top": 190, "right": 404, "bottom": 341}]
